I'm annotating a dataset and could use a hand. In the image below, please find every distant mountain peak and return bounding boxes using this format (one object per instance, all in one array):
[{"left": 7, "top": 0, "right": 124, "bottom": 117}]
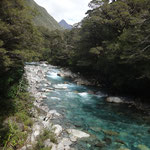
[
  {"left": 61, "top": 19, "right": 66, "bottom": 22},
  {"left": 59, "top": 19, "right": 73, "bottom": 30}
]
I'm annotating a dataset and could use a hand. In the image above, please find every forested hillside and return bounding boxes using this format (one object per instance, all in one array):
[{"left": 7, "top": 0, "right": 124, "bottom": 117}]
[
  {"left": 26, "top": 0, "right": 62, "bottom": 31},
  {"left": 45, "top": 0, "right": 150, "bottom": 99},
  {"left": 0, "top": 0, "right": 61, "bottom": 97},
  {"left": 0, "top": 0, "right": 44, "bottom": 98}
]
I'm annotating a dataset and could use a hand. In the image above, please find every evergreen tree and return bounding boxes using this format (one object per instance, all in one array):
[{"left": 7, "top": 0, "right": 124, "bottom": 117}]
[{"left": 0, "top": 0, "right": 44, "bottom": 97}]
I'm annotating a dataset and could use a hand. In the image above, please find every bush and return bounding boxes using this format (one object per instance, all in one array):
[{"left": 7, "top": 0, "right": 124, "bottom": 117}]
[{"left": 34, "top": 129, "right": 57, "bottom": 150}]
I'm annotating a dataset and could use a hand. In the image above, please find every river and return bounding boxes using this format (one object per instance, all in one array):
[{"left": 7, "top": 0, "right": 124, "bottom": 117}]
[{"left": 39, "top": 65, "right": 150, "bottom": 150}]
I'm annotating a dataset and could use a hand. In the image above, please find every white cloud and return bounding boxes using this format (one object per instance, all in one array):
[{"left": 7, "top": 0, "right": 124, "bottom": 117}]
[{"left": 34, "top": 0, "right": 91, "bottom": 25}]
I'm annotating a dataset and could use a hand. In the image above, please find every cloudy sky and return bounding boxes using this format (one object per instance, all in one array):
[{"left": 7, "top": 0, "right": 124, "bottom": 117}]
[{"left": 34, "top": 0, "right": 91, "bottom": 25}]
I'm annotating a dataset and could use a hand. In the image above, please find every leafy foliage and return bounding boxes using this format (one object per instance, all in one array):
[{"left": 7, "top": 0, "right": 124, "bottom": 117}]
[
  {"left": 0, "top": 0, "right": 44, "bottom": 97},
  {"left": 45, "top": 0, "right": 150, "bottom": 98},
  {"left": 78, "top": 0, "right": 150, "bottom": 96},
  {"left": 0, "top": 78, "right": 34, "bottom": 149},
  {"left": 41, "top": 28, "right": 78, "bottom": 66}
]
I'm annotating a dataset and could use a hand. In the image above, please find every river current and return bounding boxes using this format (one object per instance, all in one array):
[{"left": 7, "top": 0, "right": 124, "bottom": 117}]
[{"left": 42, "top": 66, "right": 150, "bottom": 150}]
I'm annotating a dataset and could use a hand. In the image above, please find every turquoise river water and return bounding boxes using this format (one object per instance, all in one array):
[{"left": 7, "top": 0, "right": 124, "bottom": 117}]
[{"left": 43, "top": 66, "right": 150, "bottom": 150}]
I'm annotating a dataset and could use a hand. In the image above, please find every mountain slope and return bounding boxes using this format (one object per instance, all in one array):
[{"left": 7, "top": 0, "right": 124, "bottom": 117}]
[
  {"left": 59, "top": 20, "right": 73, "bottom": 30},
  {"left": 26, "top": 0, "right": 61, "bottom": 31}
]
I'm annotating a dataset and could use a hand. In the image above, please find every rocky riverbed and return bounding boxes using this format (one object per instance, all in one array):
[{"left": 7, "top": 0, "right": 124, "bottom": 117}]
[
  {"left": 20, "top": 62, "right": 90, "bottom": 150},
  {"left": 20, "top": 62, "right": 150, "bottom": 150}
]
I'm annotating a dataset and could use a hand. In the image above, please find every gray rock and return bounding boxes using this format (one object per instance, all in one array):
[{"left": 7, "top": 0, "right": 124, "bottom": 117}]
[
  {"left": 106, "top": 97, "right": 124, "bottom": 103},
  {"left": 30, "top": 122, "right": 44, "bottom": 143},
  {"left": 67, "top": 129, "right": 90, "bottom": 139},
  {"left": 37, "top": 70, "right": 43, "bottom": 78},
  {"left": 20, "top": 144, "right": 32, "bottom": 150},
  {"left": 44, "top": 110, "right": 61, "bottom": 121},
  {"left": 44, "top": 139, "right": 52, "bottom": 147},
  {"left": 53, "top": 124, "right": 63, "bottom": 136},
  {"left": 57, "top": 138, "right": 72, "bottom": 150},
  {"left": 51, "top": 144, "right": 57, "bottom": 150},
  {"left": 48, "top": 110, "right": 61, "bottom": 117},
  {"left": 69, "top": 135, "right": 77, "bottom": 142}
]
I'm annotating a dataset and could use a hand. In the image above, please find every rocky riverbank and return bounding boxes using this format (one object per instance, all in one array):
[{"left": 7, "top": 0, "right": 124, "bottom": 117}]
[
  {"left": 58, "top": 67, "right": 150, "bottom": 114},
  {"left": 19, "top": 61, "right": 150, "bottom": 150},
  {"left": 20, "top": 62, "right": 90, "bottom": 150}
]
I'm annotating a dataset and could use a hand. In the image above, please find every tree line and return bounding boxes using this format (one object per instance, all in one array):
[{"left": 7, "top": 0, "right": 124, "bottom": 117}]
[{"left": 43, "top": 0, "right": 150, "bottom": 99}]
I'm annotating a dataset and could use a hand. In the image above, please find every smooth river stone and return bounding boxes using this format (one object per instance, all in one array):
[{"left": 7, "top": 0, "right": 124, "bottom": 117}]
[
  {"left": 67, "top": 129, "right": 90, "bottom": 138},
  {"left": 106, "top": 97, "right": 124, "bottom": 103}
]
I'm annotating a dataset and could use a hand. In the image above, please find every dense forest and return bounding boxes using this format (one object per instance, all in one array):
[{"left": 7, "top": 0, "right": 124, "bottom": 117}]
[
  {"left": 0, "top": 0, "right": 150, "bottom": 149},
  {"left": 1, "top": 0, "right": 150, "bottom": 103},
  {"left": 44, "top": 0, "right": 150, "bottom": 98}
]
